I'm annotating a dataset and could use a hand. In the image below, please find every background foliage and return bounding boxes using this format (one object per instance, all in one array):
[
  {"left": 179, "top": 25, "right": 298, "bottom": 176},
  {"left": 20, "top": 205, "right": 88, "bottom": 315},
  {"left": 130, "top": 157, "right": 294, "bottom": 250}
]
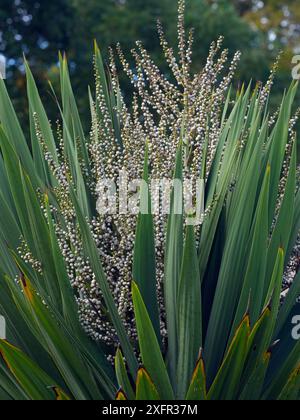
[{"left": 1, "top": 0, "right": 299, "bottom": 131}]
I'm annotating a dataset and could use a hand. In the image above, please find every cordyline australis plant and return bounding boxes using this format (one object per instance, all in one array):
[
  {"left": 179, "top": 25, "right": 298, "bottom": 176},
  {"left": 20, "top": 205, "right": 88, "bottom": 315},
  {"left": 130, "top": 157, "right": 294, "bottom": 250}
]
[{"left": 0, "top": 0, "right": 299, "bottom": 401}]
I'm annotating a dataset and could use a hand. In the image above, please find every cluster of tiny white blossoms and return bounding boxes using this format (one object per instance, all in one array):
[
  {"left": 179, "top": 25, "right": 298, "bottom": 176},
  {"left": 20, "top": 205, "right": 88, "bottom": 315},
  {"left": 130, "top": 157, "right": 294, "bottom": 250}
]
[
  {"left": 283, "top": 164, "right": 300, "bottom": 298},
  {"left": 283, "top": 234, "right": 300, "bottom": 294},
  {"left": 17, "top": 0, "right": 299, "bottom": 353},
  {"left": 86, "top": 0, "right": 241, "bottom": 345}
]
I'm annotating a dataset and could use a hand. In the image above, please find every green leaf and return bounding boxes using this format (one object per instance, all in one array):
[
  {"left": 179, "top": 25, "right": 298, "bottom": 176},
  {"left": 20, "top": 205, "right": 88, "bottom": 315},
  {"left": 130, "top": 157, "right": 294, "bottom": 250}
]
[
  {"left": 115, "top": 349, "right": 135, "bottom": 401},
  {"left": 59, "top": 53, "right": 90, "bottom": 172},
  {"left": 0, "top": 340, "right": 64, "bottom": 400},
  {"left": 204, "top": 114, "right": 266, "bottom": 379},
  {"left": 133, "top": 144, "right": 160, "bottom": 340},
  {"left": 0, "top": 80, "right": 36, "bottom": 181},
  {"left": 136, "top": 368, "right": 160, "bottom": 400},
  {"left": 264, "top": 308, "right": 300, "bottom": 400},
  {"left": 239, "top": 352, "right": 271, "bottom": 400},
  {"left": 4, "top": 272, "right": 112, "bottom": 400},
  {"left": 20, "top": 169, "right": 63, "bottom": 310},
  {"left": 132, "top": 281, "right": 174, "bottom": 400},
  {"left": 185, "top": 355, "right": 207, "bottom": 400},
  {"left": 164, "top": 143, "right": 183, "bottom": 387},
  {"left": 24, "top": 59, "right": 58, "bottom": 164},
  {"left": 0, "top": 127, "right": 37, "bottom": 254},
  {"left": 231, "top": 164, "right": 270, "bottom": 336},
  {"left": 207, "top": 316, "right": 250, "bottom": 401},
  {"left": 278, "top": 366, "right": 300, "bottom": 400},
  {"left": 21, "top": 277, "right": 99, "bottom": 398},
  {"left": 264, "top": 247, "right": 285, "bottom": 312},
  {"left": 176, "top": 225, "right": 202, "bottom": 399},
  {"left": 0, "top": 273, "right": 56, "bottom": 378},
  {"left": 241, "top": 305, "right": 272, "bottom": 386},
  {"left": 0, "top": 361, "right": 28, "bottom": 400}
]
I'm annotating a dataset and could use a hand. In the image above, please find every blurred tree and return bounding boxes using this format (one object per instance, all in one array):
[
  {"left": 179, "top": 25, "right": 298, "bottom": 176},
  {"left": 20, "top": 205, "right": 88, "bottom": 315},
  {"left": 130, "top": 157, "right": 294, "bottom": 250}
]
[
  {"left": 231, "top": 0, "right": 255, "bottom": 16},
  {"left": 185, "top": 0, "right": 269, "bottom": 82},
  {"left": 0, "top": 0, "right": 75, "bottom": 125},
  {"left": 67, "top": 0, "right": 178, "bottom": 117},
  {"left": 0, "top": 0, "right": 295, "bottom": 134},
  {"left": 238, "top": 1, "right": 300, "bottom": 122},
  {"left": 0, "top": 0, "right": 74, "bottom": 67},
  {"left": 242, "top": 0, "right": 300, "bottom": 49},
  {"left": 70, "top": 0, "right": 270, "bottom": 93}
]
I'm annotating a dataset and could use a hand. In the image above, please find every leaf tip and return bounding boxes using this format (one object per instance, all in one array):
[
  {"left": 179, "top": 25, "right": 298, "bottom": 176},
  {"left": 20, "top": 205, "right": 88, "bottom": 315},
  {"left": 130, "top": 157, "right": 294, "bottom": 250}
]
[{"left": 116, "top": 389, "right": 127, "bottom": 400}]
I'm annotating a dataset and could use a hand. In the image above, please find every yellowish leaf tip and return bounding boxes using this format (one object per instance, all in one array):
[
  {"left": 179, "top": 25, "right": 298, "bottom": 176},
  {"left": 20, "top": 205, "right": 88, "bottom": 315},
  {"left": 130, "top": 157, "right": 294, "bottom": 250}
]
[
  {"left": 132, "top": 280, "right": 138, "bottom": 293},
  {"left": 261, "top": 304, "right": 272, "bottom": 317},
  {"left": 191, "top": 353, "right": 206, "bottom": 383},
  {"left": 94, "top": 39, "right": 100, "bottom": 53},
  {"left": 137, "top": 366, "right": 151, "bottom": 380},
  {"left": 263, "top": 351, "right": 271, "bottom": 363},
  {"left": 116, "top": 389, "right": 127, "bottom": 400},
  {"left": 244, "top": 314, "right": 251, "bottom": 329}
]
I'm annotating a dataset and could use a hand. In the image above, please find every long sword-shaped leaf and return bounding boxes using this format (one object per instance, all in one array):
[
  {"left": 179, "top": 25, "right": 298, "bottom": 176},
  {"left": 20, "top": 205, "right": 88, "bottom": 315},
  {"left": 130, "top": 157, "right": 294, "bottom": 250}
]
[
  {"left": 0, "top": 364, "right": 28, "bottom": 400},
  {"left": 24, "top": 59, "right": 58, "bottom": 163},
  {"left": 241, "top": 305, "right": 272, "bottom": 386},
  {"left": 6, "top": 273, "right": 105, "bottom": 400},
  {"left": 132, "top": 282, "right": 174, "bottom": 400},
  {"left": 0, "top": 80, "right": 36, "bottom": 180},
  {"left": 204, "top": 118, "right": 266, "bottom": 379},
  {"left": 266, "top": 340, "right": 300, "bottom": 400},
  {"left": 278, "top": 366, "right": 300, "bottom": 400},
  {"left": 0, "top": 340, "right": 68, "bottom": 400},
  {"left": 136, "top": 368, "right": 160, "bottom": 400},
  {"left": 207, "top": 316, "right": 250, "bottom": 400},
  {"left": 185, "top": 355, "right": 207, "bottom": 400},
  {"left": 231, "top": 165, "right": 270, "bottom": 336},
  {"left": 115, "top": 349, "right": 135, "bottom": 401},
  {"left": 176, "top": 225, "right": 202, "bottom": 399},
  {"left": 164, "top": 143, "right": 183, "bottom": 387},
  {"left": 133, "top": 144, "right": 160, "bottom": 340},
  {"left": 239, "top": 352, "right": 271, "bottom": 400},
  {"left": 59, "top": 53, "right": 90, "bottom": 172}
]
